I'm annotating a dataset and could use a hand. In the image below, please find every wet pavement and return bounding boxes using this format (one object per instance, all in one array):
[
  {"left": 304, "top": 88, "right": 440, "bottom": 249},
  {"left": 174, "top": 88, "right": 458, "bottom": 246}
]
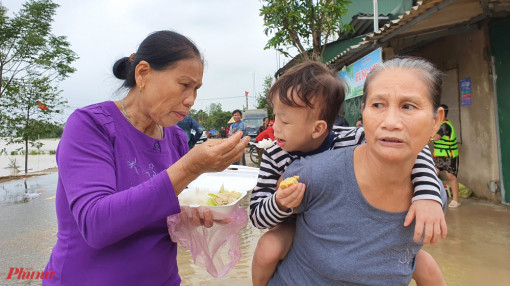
[
  {"left": 0, "top": 172, "right": 509, "bottom": 285},
  {"left": 0, "top": 173, "right": 59, "bottom": 286}
]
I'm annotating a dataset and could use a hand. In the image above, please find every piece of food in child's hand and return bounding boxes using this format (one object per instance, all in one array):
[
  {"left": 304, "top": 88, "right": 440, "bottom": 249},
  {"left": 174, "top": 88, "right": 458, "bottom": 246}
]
[{"left": 280, "top": 176, "right": 299, "bottom": 189}]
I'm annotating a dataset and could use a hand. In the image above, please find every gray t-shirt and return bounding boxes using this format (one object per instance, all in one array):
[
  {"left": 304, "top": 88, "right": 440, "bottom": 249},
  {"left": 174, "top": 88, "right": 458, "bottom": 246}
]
[{"left": 269, "top": 146, "right": 446, "bottom": 286}]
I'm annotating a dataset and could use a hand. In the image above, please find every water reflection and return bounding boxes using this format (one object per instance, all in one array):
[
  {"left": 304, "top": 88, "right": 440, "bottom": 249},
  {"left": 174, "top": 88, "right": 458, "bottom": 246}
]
[{"left": 0, "top": 176, "right": 51, "bottom": 204}]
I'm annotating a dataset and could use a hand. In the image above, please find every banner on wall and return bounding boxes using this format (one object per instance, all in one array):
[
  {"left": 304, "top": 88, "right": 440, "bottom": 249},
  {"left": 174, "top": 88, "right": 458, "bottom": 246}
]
[
  {"left": 338, "top": 48, "right": 382, "bottom": 100},
  {"left": 460, "top": 77, "right": 472, "bottom": 106}
]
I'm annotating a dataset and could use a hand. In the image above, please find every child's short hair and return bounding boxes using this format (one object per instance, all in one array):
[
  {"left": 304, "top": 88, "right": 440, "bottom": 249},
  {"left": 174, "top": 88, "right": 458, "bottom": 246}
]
[{"left": 268, "top": 61, "right": 346, "bottom": 130}]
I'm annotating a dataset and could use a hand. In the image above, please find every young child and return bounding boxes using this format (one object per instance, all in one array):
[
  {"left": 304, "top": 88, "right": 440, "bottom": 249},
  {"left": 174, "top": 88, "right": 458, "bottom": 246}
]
[{"left": 250, "top": 61, "right": 447, "bottom": 286}]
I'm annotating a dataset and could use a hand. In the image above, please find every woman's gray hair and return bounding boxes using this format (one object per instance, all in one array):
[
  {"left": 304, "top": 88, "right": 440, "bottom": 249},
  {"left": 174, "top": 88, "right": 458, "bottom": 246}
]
[{"left": 362, "top": 56, "right": 443, "bottom": 111}]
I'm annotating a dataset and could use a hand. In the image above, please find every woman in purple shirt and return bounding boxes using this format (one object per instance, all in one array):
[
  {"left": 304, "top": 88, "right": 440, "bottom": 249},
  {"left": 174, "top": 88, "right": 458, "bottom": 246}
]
[{"left": 42, "top": 31, "right": 250, "bottom": 285}]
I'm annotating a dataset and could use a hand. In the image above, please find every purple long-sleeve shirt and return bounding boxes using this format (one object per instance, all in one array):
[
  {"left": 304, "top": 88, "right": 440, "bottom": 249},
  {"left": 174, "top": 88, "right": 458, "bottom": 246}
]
[{"left": 43, "top": 101, "right": 187, "bottom": 285}]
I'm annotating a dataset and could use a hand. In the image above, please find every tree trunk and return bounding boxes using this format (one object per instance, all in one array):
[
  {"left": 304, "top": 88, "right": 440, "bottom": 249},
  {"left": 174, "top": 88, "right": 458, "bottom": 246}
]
[
  {"left": 25, "top": 138, "right": 28, "bottom": 174},
  {"left": 0, "top": 63, "right": 3, "bottom": 97},
  {"left": 25, "top": 106, "right": 29, "bottom": 174},
  {"left": 0, "top": 63, "right": 4, "bottom": 97}
]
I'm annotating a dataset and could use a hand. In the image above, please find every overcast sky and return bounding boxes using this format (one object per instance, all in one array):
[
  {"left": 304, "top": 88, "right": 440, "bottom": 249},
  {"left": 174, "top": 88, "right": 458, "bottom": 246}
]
[{"left": 2, "top": 0, "right": 287, "bottom": 120}]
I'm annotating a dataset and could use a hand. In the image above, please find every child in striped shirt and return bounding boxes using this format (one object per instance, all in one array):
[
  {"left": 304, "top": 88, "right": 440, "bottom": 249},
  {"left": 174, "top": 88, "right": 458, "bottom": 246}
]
[{"left": 250, "top": 61, "right": 446, "bottom": 286}]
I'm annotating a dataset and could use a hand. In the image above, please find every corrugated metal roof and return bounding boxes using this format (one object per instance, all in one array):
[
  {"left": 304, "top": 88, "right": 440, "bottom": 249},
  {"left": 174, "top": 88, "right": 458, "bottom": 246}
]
[
  {"left": 327, "top": 0, "right": 445, "bottom": 69},
  {"left": 322, "top": 35, "right": 366, "bottom": 63},
  {"left": 341, "top": 0, "right": 405, "bottom": 24},
  {"left": 326, "top": 0, "right": 503, "bottom": 70},
  {"left": 350, "top": 13, "right": 391, "bottom": 36},
  {"left": 274, "top": 35, "right": 366, "bottom": 78}
]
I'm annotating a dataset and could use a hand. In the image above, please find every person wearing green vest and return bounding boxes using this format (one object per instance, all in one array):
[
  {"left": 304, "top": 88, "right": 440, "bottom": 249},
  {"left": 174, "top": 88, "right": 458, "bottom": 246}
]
[{"left": 432, "top": 104, "right": 460, "bottom": 208}]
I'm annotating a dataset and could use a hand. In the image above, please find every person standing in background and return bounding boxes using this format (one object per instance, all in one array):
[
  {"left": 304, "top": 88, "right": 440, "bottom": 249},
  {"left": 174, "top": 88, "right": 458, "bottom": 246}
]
[
  {"left": 257, "top": 117, "right": 269, "bottom": 135},
  {"left": 220, "top": 127, "right": 227, "bottom": 138},
  {"left": 255, "top": 119, "right": 275, "bottom": 142},
  {"left": 228, "top": 109, "right": 247, "bottom": 165},
  {"left": 432, "top": 104, "right": 461, "bottom": 208},
  {"left": 177, "top": 115, "right": 204, "bottom": 149}
]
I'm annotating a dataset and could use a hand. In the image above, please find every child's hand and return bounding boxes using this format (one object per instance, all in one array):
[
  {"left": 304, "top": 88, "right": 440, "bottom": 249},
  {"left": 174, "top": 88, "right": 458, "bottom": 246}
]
[
  {"left": 404, "top": 200, "right": 447, "bottom": 244},
  {"left": 274, "top": 183, "right": 305, "bottom": 212}
]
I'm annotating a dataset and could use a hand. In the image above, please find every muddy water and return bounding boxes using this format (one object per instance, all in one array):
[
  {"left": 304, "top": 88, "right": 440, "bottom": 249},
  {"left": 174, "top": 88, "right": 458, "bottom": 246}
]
[
  {"left": 0, "top": 138, "right": 60, "bottom": 177},
  {"left": 177, "top": 195, "right": 264, "bottom": 286},
  {"left": 0, "top": 154, "right": 57, "bottom": 177},
  {"left": 412, "top": 200, "right": 510, "bottom": 286}
]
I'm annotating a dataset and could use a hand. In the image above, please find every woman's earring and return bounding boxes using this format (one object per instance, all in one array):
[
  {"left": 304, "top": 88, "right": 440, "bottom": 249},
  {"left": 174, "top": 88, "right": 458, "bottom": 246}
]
[{"left": 139, "top": 85, "right": 143, "bottom": 93}]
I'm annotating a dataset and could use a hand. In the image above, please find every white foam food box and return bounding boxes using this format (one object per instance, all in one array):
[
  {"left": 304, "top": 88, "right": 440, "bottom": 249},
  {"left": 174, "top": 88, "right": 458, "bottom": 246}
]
[{"left": 178, "top": 165, "right": 259, "bottom": 219}]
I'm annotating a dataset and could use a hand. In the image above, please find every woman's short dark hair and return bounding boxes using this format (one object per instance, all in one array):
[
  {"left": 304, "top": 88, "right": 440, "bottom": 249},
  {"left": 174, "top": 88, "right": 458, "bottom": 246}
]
[
  {"left": 232, "top": 109, "right": 242, "bottom": 116},
  {"left": 268, "top": 60, "right": 346, "bottom": 131},
  {"left": 113, "top": 30, "right": 203, "bottom": 88},
  {"left": 362, "top": 56, "right": 443, "bottom": 112}
]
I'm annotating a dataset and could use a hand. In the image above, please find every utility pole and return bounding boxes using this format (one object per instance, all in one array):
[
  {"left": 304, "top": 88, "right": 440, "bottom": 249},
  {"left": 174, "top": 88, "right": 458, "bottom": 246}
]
[
  {"left": 245, "top": 91, "right": 249, "bottom": 110},
  {"left": 253, "top": 72, "right": 256, "bottom": 107},
  {"left": 373, "top": 0, "right": 379, "bottom": 32}
]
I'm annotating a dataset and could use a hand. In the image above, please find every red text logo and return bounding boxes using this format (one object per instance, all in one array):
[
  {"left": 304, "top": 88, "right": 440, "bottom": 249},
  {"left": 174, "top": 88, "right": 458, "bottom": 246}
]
[{"left": 5, "top": 267, "right": 55, "bottom": 280}]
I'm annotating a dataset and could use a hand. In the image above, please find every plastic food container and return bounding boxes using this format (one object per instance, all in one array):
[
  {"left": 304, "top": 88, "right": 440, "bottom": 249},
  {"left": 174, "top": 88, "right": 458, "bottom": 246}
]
[{"left": 178, "top": 165, "right": 259, "bottom": 219}]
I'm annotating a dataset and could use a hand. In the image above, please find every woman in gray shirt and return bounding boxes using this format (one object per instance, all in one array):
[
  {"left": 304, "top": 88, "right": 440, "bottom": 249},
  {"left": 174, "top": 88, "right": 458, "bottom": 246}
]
[{"left": 270, "top": 57, "right": 447, "bottom": 286}]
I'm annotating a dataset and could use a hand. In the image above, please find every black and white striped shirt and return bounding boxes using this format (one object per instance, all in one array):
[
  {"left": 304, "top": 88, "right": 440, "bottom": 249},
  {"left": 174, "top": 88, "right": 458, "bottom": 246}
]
[{"left": 249, "top": 126, "right": 442, "bottom": 229}]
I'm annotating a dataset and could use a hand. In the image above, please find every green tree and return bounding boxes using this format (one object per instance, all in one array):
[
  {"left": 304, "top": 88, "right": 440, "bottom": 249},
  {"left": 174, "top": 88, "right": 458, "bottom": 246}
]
[
  {"left": 190, "top": 103, "right": 233, "bottom": 132},
  {"left": 260, "top": 0, "right": 352, "bottom": 61},
  {"left": 256, "top": 75, "right": 274, "bottom": 119},
  {"left": 190, "top": 109, "right": 209, "bottom": 128},
  {"left": 206, "top": 103, "right": 231, "bottom": 131},
  {"left": 206, "top": 103, "right": 222, "bottom": 116},
  {"left": 0, "top": 75, "right": 68, "bottom": 173},
  {"left": 209, "top": 111, "right": 232, "bottom": 132},
  {"left": 0, "top": 0, "right": 78, "bottom": 97},
  {"left": 0, "top": 0, "right": 77, "bottom": 173}
]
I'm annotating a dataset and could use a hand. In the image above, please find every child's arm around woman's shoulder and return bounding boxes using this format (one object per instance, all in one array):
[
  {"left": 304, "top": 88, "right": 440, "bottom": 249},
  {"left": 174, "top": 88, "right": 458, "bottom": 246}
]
[
  {"left": 331, "top": 126, "right": 365, "bottom": 149},
  {"left": 406, "top": 146, "right": 447, "bottom": 244}
]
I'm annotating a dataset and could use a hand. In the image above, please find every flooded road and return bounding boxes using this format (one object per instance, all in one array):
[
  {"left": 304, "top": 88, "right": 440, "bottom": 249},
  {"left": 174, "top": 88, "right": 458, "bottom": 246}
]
[
  {"left": 0, "top": 138, "right": 59, "bottom": 177},
  {"left": 0, "top": 172, "right": 509, "bottom": 285},
  {"left": 412, "top": 200, "right": 510, "bottom": 286}
]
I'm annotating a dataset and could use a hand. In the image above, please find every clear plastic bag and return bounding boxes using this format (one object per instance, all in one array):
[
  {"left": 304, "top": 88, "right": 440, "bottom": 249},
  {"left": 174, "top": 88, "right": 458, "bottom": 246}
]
[{"left": 167, "top": 205, "right": 248, "bottom": 278}]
